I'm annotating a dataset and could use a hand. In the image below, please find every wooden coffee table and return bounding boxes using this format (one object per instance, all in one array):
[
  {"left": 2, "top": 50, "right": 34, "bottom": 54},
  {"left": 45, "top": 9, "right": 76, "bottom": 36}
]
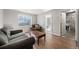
[{"left": 31, "top": 31, "right": 46, "bottom": 45}]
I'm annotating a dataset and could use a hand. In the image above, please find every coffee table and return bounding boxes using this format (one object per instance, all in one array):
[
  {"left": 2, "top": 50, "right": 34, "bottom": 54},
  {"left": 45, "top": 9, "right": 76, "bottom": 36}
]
[{"left": 31, "top": 31, "right": 46, "bottom": 45}]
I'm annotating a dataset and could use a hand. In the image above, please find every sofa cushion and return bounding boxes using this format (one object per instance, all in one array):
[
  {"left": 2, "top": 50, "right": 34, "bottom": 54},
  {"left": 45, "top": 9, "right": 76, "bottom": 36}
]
[
  {"left": 9, "top": 34, "right": 28, "bottom": 43},
  {"left": 0, "top": 31, "right": 8, "bottom": 46}
]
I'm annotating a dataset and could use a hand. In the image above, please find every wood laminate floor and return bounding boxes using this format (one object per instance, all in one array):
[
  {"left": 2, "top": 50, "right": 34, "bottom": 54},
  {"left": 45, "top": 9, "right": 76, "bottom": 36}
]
[{"left": 33, "top": 32, "right": 77, "bottom": 49}]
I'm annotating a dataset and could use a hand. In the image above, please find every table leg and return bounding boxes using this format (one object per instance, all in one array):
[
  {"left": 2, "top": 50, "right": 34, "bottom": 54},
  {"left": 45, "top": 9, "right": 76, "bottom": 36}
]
[
  {"left": 38, "top": 38, "right": 39, "bottom": 45},
  {"left": 44, "top": 35, "right": 46, "bottom": 45}
]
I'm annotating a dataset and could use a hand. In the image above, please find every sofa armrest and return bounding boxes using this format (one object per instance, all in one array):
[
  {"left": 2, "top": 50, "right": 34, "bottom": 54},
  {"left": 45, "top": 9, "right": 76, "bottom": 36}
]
[{"left": 0, "top": 37, "right": 35, "bottom": 49}]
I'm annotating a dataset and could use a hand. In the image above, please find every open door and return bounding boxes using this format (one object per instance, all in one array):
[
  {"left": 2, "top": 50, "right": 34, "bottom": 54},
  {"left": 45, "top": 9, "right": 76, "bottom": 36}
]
[{"left": 61, "top": 10, "right": 76, "bottom": 40}]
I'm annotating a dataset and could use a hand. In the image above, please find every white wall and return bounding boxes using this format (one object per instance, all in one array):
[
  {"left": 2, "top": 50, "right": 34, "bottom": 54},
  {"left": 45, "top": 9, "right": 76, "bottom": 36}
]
[
  {"left": 52, "top": 11, "right": 61, "bottom": 36},
  {"left": 37, "top": 15, "right": 45, "bottom": 28},
  {"left": 74, "top": 9, "right": 79, "bottom": 48},
  {"left": 37, "top": 10, "right": 62, "bottom": 36},
  {"left": 0, "top": 9, "right": 3, "bottom": 29},
  {"left": 3, "top": 9, "right": 37, "bottom": 30},
  {"left": 75, "top": 10, "right": 79, "bottom": 41},
  {"left": 61, "top": 13, "right": 66, "bottom": 36}
]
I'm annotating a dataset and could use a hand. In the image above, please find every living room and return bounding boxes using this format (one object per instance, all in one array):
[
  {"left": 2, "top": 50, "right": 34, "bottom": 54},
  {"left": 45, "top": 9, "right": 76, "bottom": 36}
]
[{"left": 0, "top": 9, "right": 79, "bottom": 49}]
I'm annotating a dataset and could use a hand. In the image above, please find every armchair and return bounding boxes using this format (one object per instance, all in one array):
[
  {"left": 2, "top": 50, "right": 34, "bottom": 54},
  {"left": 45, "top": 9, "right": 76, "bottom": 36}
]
[{"left": 31, "top": 24, "right": 44, "bottom": 31}]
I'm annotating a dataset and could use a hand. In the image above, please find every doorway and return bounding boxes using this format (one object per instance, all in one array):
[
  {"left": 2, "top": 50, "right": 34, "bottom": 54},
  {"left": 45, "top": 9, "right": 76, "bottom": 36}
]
[
  {"left": 61, "top": 11, "right": 76, "bottom": 40},
  {"left": 45, "top": 15, "right": 53, "bottom": 33}
]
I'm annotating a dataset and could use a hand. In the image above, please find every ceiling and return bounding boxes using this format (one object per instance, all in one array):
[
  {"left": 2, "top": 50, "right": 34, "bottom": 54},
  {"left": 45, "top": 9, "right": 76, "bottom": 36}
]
[
  {"left": 13, "top": 9, "right": 74, "bottom": 15},
  {"left": 15, "top": 9, "right": 51, "bottom": 15}
]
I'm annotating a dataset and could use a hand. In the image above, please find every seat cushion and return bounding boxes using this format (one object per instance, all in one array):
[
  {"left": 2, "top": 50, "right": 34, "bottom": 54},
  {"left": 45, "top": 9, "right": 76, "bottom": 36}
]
[
  {"left": 9, "top": 34, "right": 28, "bottom": 43},
  {"left": 0, "top": 31, "right": 8, "bottom": 46}
]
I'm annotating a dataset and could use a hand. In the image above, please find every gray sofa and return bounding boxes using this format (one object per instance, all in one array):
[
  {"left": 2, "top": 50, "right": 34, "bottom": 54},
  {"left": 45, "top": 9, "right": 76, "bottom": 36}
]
[{"left": 0, "top": 29, "right": 35, "bottom": 49}]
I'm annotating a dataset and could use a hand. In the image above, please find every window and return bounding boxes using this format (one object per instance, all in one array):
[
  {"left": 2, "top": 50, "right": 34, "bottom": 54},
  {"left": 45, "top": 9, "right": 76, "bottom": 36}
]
[{"left": 18, "top": 15, "right": 31, "bottom": 26}]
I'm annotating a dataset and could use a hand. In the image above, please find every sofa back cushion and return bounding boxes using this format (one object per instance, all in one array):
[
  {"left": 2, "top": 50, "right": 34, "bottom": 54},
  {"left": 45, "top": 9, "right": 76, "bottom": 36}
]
[
  {"left": 1, "top": 25, "right": 13, "bottom": 35},
  {"left": 0, "top": 31, "right": 8, "bottom": 46}
]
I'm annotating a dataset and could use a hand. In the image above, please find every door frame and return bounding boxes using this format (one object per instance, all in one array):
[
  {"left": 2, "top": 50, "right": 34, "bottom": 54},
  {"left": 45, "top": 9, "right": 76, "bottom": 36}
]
[{"left": 61, "top": 10, "right": 76, "bottom": 40}]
